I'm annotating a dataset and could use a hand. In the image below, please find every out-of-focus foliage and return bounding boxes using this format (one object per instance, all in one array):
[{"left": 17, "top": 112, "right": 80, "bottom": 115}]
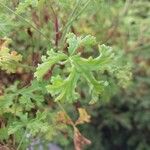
[{"left": 0, "top": 38, "right": 22, "bottom": 73}]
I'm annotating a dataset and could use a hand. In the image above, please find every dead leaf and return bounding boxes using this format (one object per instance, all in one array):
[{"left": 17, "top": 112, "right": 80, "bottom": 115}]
[
  {"left": 0, "top": 39, "right": 7, "bottom": 50},
  {"left": 74, "top": 127, "right": 91, "bottom": 150},
  {"left": 56, "top": 111, "right": 73, "bottom": 125},
  {"left": 10, "top": 51, "right": 18, "bottom": 56},
  {"left": 75, "top": 108, "right": 91, "bottom": 125},
  {"left": 0, "top": 145, "right": 10, "bottom": 150}
]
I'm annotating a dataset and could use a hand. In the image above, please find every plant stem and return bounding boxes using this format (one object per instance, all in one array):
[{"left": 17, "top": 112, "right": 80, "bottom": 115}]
[
  {"left": 16, "top": 129, "right": 27, "bottom": 150},
  {"left": 56, "top": 101, "right": 73, "bottom": 124},
  {"left": 121, "top": 0, "right": 134, "bottom": 17},
  {"left": 59, "top": 0, "right": 81, "bottom": 48},
  {"left": 59, "top": 0, "right": 91, "bottom": 49}
]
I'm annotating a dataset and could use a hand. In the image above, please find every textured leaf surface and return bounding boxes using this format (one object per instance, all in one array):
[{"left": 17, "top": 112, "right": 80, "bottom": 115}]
[
  {"left": 0, "top": 80, "right": 46, "bottom": 114},
  {"left": 45, "top": 33, "right": 131, "bottom": 103},
  {"left": 8, "top": 111, "right": 49, "bottom": 136},
  {"left": 34, "top": 49, "right": 67, "bottom": 80},
  {"left": 47, "top": 67, "right": 79, "bottom": 103},
  {"left": 67, "top": 33, "right": 96, "bottom": 55}
]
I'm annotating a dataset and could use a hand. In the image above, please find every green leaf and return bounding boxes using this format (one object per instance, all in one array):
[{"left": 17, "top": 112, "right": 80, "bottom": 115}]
[
  {"left": 71, "top": 44, "right": 114, "bottom": 71},
  {"left": 8, "top": 111, "right": 49, "bottom": 136},
  {"left": 19, "top": 95, "right": 34, "bottom": 111},
  {"left": 27, "top": 111, "right": 49, "bottom": 136},
  {"left": 16, "top": 0, "right": 39, "bottom": 14},
  {"left": 70, "top": 44, "right": 115, "bottom": 103},
  {"left": 80, "top": 35, "right": 97, "bottom": 47},
  {"left": 47, "top": 67, "right": 79, "bottom": 103},
  {"left": 8, "top": 122, "right": 24, "bottom": 135},
  {"left": 0, "top": 127, "right": 9, "bottom": 140},
  {"left": 0, "top": 80, "right": 46, "bottom": 113},
  {"left": 34, "top": 49, "right": 68, "bottom": 80},
  {"left": 0, "top": 14, "right": 14, "bottom": 36},
  {"left": 67, "top": 33, "right": 96, "bottom": 55},
  {"left": 114, "top": 65, "right": 132, "bottom": 88},
  {"left": 67, "top": 33, "right": 79, "bottom": 55},
  {"left": 0, "top": 94, "right": 15, "bottom": 114},
  {"left": 35, "top": 33, "right": 131, "bottom": 104},
  {"left": 71, "top": 55, "right": 109, "bottom": 104},
  {"left": 18, "top": 80, "right": 46, "bottom": 110}
]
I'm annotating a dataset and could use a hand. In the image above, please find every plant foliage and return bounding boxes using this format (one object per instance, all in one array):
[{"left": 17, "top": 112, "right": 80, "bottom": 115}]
[{"left": 0, "top": 0, "right": 148, "bottom": 150}]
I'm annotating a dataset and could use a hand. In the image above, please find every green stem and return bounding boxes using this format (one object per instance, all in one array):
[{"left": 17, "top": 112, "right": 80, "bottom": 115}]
[
  {"left": 56, "top": 101, "right": 73, "bottom": 125},
  {"left": 59, "top": 0, "right": 91, "bottom": 49},
  {"left": 16, "top": 129, "right": 27, "bottom": 150},
  {"left": 121, "top": 0, "right": 134, "bottom": 17},
  {"left": 59, "top": 0, "right": 81, "bottom": 48}
]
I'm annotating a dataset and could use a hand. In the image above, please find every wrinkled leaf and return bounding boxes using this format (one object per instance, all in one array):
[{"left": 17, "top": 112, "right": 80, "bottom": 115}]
[
  {"left": 56, "top": 111, "right": 73, "bottom": 125},
  {"left": 47, "top": 67, "right": 79, "bottom": 103},
  {"left": 34, "top": 49, "right": 67, "bottom": 80},
  {"left": 67, "top": 33, "right": 96, "bottom": 55},
  {"left": 75, "top": 108, "right": 91, "bottom": 125},
  {"left": 74, "top": 127, "right": 91, "bottom": 150}
]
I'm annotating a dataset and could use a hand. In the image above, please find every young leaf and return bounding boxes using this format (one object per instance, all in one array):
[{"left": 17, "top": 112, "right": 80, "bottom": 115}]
[
  {"left": 67, "top": 33, "right": 79, "bottom": 55},
  {"left": 67, "top": 33, "right": 96, "bottom": 55},
  {"left": 34, "top": 49, "right": 68, "bottom": 80}
]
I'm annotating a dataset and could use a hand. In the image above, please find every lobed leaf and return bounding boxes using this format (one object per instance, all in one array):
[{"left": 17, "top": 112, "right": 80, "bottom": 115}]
[
  {"left": 47, "top": 67, "right": 80, "bottom": 103},
  {"left": 34, "top": 49, "right": 68, "bottom": 80},
  {"left": 67, "top": 33, "right": 96, "bottom": 55},
  {"left": 37, "top": 33, "right": 131, "bottom": 104}
]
